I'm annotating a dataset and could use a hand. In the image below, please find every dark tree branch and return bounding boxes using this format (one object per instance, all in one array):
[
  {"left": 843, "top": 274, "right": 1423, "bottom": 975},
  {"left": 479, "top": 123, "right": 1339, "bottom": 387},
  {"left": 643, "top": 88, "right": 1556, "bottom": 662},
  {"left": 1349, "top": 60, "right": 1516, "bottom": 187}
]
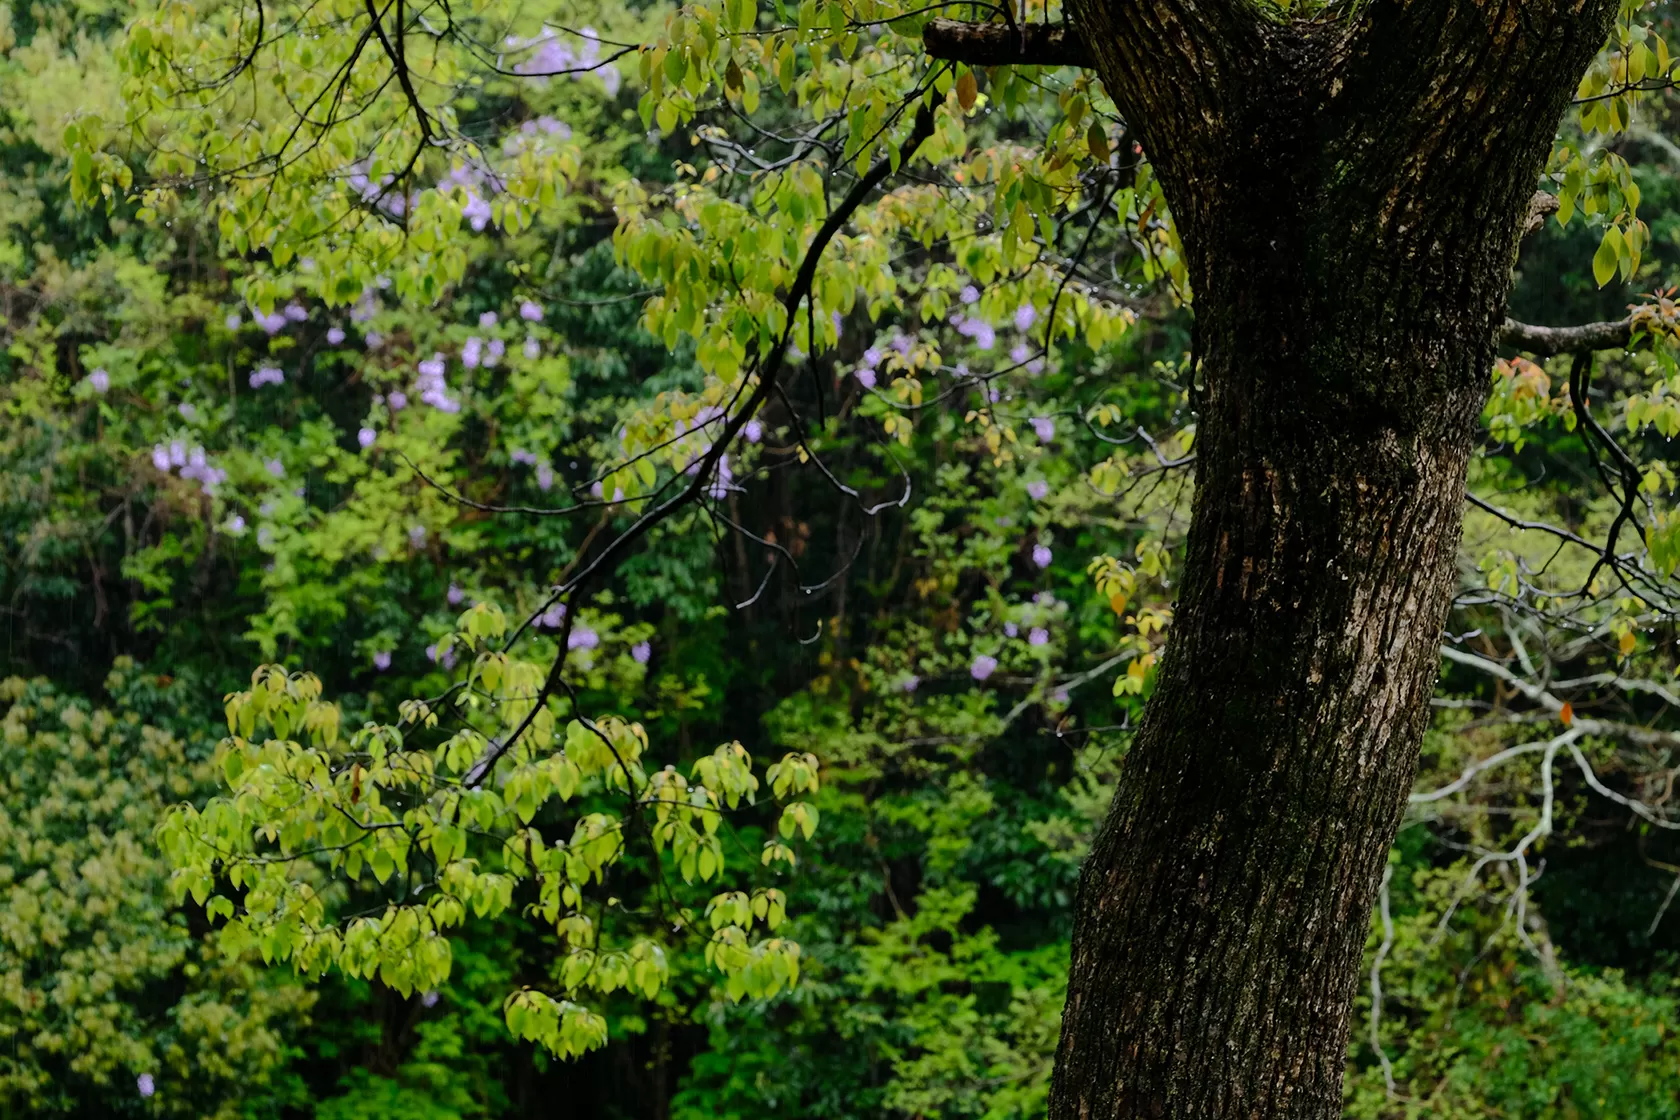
[{"left": 921, "top": 19, "right": 1093, "bottom": 68}]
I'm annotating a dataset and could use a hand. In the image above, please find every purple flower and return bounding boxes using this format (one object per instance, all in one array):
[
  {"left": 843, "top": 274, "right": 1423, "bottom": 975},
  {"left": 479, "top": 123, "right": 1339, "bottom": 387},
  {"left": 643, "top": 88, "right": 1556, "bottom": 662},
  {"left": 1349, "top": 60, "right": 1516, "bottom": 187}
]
[
  {"left": 88, "top": 368, "right": 110, "bottom": 393},
  {"left": 1032, "top": 544, "right": 1053, "bottom": 569},
  {"left": 425, "top": 644, "right": 437, "bottom": 662},
  {"left": 462, "top": 336, "right": 483, "bottom": 369},
  {"left": 284, "top": 302, "right": 308, "bottom": 322},
  {"left": 536, "top": 462, "right": 554, "bottom": 491},
  {"left": 891, "top": 334, "right": 914, "bottom": 357},
  {"left": 1026, "top": 479, "right": 1050, "bottom": 500},
  {"left": 169, "top": 441, "right": 187, "bottom": 467},
  {"left": 388, "top": 391, "right": 408, "bottom": 411},
  {"left": 1030, "top": 416, "right": 1055, "bottom": 442},
  {"left": 254, "top": 309, "right": 288, "bottom": 334},
  {"left": 447, "top": 583, "right": 465, "bottom": 605},
  {"left": 249, "top": 365, "right": 285, "bottom": 388},
  {"left": 520, "top": 300, "right": 544, "bottom": 322},
  {"left": 856, "top": 367, "right": 877, "bottom": 390},
  {"left": 326, "top": 327, "right": 346, "bottom": 345},
  {"left": 373, "top": 651, "right": 392, "bottom": 671},
  {"left": 265, "top": 458, "right": 285, "bottom": 478},
  {"left": 831, "top": 310, "right": 844, "bottom": 337},
  {"left": 151, "top": 445, "right": 170, "bottom": 471},
  {"left": 744, "top": 418, "right": 763, "bottom": 443},
  {"left": 421, "top": 990, "right": 441, "bottom": 1008},
  {"left": 524, "top": 337, "right": 541, "bottom": 359},
  {"left": 462, "top": 189, "right": 492, "bottom": 231},
  {"left": 479, "top": 311, "right": 499, "bottom": 329},
  {"left": 409, "top": 525, "right": 427, "bottom": 547},
  {"left": 485, "top": 338, "right": 505, "bottom": 367},
  {"left": 959, "top": 284, "right": 981, "bottom": 304},
  {"left": 225, "top": 515, "right": 246, "bottom": 533},
  {"left": 567, "top": 626, "right": 599, "bottom": 651},
  {"left": 631, "top": 640, "right": 651, "bottom": 664},
  {"left": 1029, "top": 627, "right": 1049, "bottom": 647},
  {"left": 366, "top": 331, "right": 384, "bottom": 348},
  {"left": 971, "top": 655, "right": 998, "bottom": 681},
  {"left": 1004, "top": 622, "right": 1018, "bottom": 637},
  {"left": 1010, "top": 342, "right": 1032, "bottom": 365},
  {"left": 706, "top": 454, "right": 736, "bottom": 500},
  {"left": 225, "top": 312, "right": 242, "bottom": 330},
  {"left": 956, "top": 318, "right": 996, "bottom": 350},
  {"left": 541, "top": 603, "right": 566, "bottom": 628},
  {"left": 1014, "top": 304, "right": 1037, "bottom": 331},
  {"left": 901, "top": 675, "right": 919, "bottom": 693},
  {"left": 137, "top": 1074, "right": 155, "bottom": 1098},
  {"left": 862, "top": 346, "right": 884, "bottom": 369},
  {"left": 358, "top": 427, "right": 376, "bottom": 449}
]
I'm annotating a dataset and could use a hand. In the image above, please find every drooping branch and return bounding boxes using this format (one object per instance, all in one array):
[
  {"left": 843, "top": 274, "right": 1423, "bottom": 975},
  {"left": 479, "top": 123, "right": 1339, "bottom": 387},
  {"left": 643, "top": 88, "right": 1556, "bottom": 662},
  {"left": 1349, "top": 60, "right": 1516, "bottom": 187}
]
[{"left": 921, "top": 19, "right": 1093, "bottom": 69}]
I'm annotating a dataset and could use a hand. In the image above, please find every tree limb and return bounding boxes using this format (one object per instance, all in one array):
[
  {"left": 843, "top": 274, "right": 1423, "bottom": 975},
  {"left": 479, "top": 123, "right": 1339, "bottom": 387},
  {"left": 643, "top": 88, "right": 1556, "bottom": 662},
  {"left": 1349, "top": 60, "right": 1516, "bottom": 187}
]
[
  {"left": 1499, "top": 316, "right": 1633, "bottom": 355},
  {"left": 921, "top": 19, "right": 1093, "bottom": 68}
]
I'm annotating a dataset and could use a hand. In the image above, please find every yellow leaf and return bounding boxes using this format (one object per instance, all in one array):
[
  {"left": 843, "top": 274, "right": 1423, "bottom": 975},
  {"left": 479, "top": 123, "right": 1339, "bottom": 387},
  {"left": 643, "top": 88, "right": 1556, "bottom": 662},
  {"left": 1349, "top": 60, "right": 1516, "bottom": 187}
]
[{"left": 956, "top": 72, "right": 977, "bottom": 112}]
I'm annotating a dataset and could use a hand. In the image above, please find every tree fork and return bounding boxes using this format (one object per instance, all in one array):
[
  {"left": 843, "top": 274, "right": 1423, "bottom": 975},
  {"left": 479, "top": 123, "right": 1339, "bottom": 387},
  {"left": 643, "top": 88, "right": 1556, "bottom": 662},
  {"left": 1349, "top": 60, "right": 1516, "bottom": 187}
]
[{"left": 929, "top": 0, "right": 1622, "bottom": 1115}]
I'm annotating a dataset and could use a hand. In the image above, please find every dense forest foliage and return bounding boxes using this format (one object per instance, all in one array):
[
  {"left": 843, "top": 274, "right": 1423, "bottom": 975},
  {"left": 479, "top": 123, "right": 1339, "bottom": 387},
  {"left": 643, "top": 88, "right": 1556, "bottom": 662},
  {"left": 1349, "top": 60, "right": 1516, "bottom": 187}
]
[{"left": 9, "top": 0, "right": 1680, "bottom": 1115}]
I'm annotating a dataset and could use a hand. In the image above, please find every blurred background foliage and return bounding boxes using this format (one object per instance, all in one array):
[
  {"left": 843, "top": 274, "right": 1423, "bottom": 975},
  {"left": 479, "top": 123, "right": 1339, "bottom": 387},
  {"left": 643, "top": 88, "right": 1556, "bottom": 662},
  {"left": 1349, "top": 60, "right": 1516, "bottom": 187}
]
[{"left": 9, "top": 0, "right": 1680, "bottom": 1116}]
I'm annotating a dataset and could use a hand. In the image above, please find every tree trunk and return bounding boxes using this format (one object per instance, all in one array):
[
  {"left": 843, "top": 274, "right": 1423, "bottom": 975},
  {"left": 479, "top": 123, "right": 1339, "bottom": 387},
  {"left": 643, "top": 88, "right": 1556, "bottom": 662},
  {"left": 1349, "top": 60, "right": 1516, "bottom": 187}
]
[{"left": 1041, "top": 1, "right": 1620, "bottom": 1115}]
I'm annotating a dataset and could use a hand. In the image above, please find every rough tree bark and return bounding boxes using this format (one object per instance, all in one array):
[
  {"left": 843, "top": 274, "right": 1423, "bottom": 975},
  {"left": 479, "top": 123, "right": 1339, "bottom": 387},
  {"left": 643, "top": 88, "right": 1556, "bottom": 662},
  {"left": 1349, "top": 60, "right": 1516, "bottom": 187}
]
[{"left": 928, "top": 0, "right": 1619, "bottom": 1115}]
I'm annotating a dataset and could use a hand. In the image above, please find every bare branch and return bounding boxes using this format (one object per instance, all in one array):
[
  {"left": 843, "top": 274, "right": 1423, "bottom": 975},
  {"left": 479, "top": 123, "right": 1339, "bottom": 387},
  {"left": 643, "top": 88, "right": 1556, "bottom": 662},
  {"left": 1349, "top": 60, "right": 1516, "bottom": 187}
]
[
  {"left": 921, "top": 19, "right": 1093, "bottom": 68},
  {"left": 1499, "top": 316, "right": 1632, "bottom": 355}
]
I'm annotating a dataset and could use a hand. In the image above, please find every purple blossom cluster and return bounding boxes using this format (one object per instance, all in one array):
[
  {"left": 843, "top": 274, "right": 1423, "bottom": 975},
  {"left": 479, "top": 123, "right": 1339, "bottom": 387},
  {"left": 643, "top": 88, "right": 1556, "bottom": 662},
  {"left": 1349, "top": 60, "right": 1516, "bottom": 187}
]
[
  {"left": 944, "top": 284, "right": 1045, "bottom": 373},
  {"left": 461, "top": 336, "right": 505, "bottom": 369},
  {"left": 86, "top": 368, "right": 110, "bottom": 393},
  {"left": 249, "top": 365, "right": 285, "bottom": 388},
  {"left": 509, "top": 448, "right": 555, "bottom": 490},
  {"left": 415, "top": 354, "right": 462, "bottom": 412},
  {"left": 954, "top": 315, "right": 996, "bottom": 350},
  {"left": 505, "top": 26, "right": 622, "bottom": 95},
  {"left": 705, "top": 455, "right": 734, "bottom": 500},
  {"left": 150, "top": 441, "right": 226, "bottom": 493}
]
